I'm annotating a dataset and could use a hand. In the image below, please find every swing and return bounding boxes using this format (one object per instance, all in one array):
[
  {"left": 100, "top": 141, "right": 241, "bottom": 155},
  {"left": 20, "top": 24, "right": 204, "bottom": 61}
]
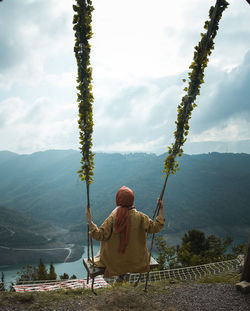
[
  {"left": 82, "top": 256, "right": 159, "bottom": 280},
  {"left": 73, "top": 0, "right": 230, "bottom": 293},
  {"left": 82, "top": 189, "right": 163, "bottom": 293}
]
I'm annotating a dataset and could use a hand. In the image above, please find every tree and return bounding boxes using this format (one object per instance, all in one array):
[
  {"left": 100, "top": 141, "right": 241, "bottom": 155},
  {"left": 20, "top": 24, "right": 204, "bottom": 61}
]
[
  {"left": 59, "top": 273, "right": 69, "bottom": 280},
  {"left": 156, "top": 236, "right": 178, "bottom": 270},
  {"left": 48, "top": 263, "right": 57, "bottom": 280},
  {"left": 156, "top": 236, "right": 168, "bottom": 270},
  {"left": 156, "top": 229, "right": 240, "bottom": 269},
  {"left": 177, "top": 229, "right": 234, "bottom": 266},
  {"left": 37, "top": 259, "right": 48, "bottom": 280},
  {"left": 16, "top": 264, "right": 38, "bottom": 284},
  {"left": 177, "top": 229, "right": 209, "bottom": 266},
  {"left": 205, "top": 234, "right": 233, "bottom": 261},
  {"left": 232, "top": 243, "right": 247, "bottom": 257},
  {"left": 15, "top": 260, "right": 78, "bottom": 283},
  {"left": 240, "top": 230, "right": 250, "bottom": 282},
  {"left": 0, "top": 272, "right": 5, "bottom": 292},
  {"left": 156, "top": 229, "right": 246, "bottom": 270},
  {"left": 16, "top": 261, "right": 80, "bottom": 283},
  {"left": 182, "top": 229, "right": 209, "bottom": 255}
]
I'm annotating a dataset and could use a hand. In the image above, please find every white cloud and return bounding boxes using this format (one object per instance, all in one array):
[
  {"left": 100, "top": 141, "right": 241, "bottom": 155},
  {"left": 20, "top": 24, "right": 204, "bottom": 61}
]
[
  {"left": 190, "top": 117, "right": 250, "bottom": 143},
  {"left": 0, "top": 0, "right": 75, "bottom": 89},
  {"left": 91, "top": 0, "right": 210, "bottom": 82},
  {"left": 0, "top": 96, "right": 78, "bottom": 153},
  {"left": 46, "top": 72, "right": 76, "bottom": 88}
]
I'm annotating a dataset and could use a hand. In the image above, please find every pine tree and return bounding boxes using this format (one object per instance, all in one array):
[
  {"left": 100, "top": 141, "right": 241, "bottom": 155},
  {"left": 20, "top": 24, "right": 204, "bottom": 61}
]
[
  {"left": 48, "top": 263, "right": 57, "bottom": 280},
  {"left": 182, "top": 229, "right": 209, "bottom": 255},
  {"left": 37, "top": 259, "right": 48, "bottom": 280}
]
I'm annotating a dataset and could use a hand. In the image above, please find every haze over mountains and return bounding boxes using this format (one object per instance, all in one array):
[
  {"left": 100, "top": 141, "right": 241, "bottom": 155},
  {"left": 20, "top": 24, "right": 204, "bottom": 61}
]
[
  {"left": 0, "top": 149, "right": 250, "bottom": 264},
  {"left": 184, "top": 140, "right": 250, "bottom": 155}
]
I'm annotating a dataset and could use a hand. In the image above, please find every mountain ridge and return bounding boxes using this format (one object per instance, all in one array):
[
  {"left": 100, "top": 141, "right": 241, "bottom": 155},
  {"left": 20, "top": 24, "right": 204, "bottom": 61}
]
[{"left": 0, "top": 150, "right": 249, "bottom": 248}]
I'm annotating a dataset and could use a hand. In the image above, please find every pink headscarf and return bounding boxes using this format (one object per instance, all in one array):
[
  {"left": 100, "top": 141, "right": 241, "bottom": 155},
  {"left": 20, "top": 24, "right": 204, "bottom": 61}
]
[{"left": 114, "top": 186, "right": 134, "bottom": 253}]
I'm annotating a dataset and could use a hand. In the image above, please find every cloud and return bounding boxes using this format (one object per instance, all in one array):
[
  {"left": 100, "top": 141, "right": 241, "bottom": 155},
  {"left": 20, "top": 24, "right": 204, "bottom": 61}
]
[
  {"left": 91, "top": 0, "right": 214, "bottom": 82},
  {"left": 92, "top": 76, "right": 184, "bottom": 154},
  {"left": 0, "top": 96, "right": 78, "bottom": 153},
  {"left": 92, "top": 45, "right": 250, "bottom": 153},
  {"left": 188, "top": 50, "right": 250, "bottom": 142},
  {"left": 0, "top": 0, "right": 74, "bottom": 89},
  {"left": 0, "top": 0, "right": 250, "bottom": 154},
  {"left": 190, "top": 117, "right": 250, "bottom": 143}
]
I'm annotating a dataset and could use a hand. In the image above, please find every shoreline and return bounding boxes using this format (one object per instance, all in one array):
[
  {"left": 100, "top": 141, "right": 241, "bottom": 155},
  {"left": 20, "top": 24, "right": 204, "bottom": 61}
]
[{"left": 0, "top": 244, "right": 84, "bottom": 267}]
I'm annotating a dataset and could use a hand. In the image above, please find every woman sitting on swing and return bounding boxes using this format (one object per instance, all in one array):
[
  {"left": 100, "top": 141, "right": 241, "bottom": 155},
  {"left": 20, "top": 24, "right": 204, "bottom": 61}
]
[{"left": 85, "top": 185, "right": 165, "bottom": 278}]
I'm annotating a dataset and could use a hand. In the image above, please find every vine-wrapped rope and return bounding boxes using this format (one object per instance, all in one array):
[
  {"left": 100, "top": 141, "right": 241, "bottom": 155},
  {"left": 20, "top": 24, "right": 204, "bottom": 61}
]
[
  {"left": 73, "top": 0, "right": 95, "bottom": 269},
  {"left": 144, "top": 0, "right": 229, "bottom": 292}
]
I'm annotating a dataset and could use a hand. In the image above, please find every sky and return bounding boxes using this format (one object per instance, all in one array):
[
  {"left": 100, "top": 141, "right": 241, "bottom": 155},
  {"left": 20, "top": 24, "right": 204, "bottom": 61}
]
[{"left": 0, "top": 0, "right": 250, "bottom": 155}]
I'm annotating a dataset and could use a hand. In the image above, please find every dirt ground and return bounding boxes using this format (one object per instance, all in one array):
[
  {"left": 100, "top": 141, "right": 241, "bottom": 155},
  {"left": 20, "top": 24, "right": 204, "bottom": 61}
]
[{"left": 0, "top": 275, "right": 250, "bottom": 311}]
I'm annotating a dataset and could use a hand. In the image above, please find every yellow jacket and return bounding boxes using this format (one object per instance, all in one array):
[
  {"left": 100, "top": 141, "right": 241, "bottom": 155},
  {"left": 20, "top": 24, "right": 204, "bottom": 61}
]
[{"left": 89, "top": 208, "right": 165, "bottom": 277}]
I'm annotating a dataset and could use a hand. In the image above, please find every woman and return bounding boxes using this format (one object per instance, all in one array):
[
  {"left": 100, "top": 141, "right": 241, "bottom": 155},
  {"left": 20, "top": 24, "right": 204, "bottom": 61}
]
[{"left": 85, "top": 185, "right": 165, "bottom": 277}]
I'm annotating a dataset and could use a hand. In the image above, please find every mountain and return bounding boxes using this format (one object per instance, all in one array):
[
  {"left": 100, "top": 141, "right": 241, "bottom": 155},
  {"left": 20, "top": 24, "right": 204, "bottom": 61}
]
[
  {"left": 184, "top": 139, "right": 250, "bottom": 155},
  {"left": 0, "top": 206, "right": 53, "bottom": 247},
  {"left": 0, "top": 204, "right": 84, "bottom": 265},
  {"left": 0, "top": 150, "right": 249, "bottom": 246}
]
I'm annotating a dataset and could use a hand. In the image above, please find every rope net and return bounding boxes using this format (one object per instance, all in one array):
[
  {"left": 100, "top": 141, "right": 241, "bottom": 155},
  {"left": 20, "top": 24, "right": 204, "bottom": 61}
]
[
  {"left": 107, "top": 257, "right": 242, "bottom": 285},
  {"left": 2, "top": 257, "right": 242, "bottom": 292}
]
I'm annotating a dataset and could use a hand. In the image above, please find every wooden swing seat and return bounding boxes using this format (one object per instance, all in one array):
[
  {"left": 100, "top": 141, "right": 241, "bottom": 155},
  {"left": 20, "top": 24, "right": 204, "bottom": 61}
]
[{"left": 83, "top": 256, "right": 159, "bottom": 279}]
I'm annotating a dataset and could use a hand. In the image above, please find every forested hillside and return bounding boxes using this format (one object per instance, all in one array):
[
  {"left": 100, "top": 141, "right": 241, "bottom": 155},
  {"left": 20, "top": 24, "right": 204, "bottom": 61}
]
[
  {"left": 0, "top": 205, "right": 61, "bottom": 247},
  {"left": 0, "top": 150, "right": 249, "bottom": 245}
]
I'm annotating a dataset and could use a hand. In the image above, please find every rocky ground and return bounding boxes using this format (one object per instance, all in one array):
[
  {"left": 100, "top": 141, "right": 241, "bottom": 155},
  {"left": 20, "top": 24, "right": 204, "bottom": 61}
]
[{"left": 0, "top": 273, "right": 249, "bottom": 311}]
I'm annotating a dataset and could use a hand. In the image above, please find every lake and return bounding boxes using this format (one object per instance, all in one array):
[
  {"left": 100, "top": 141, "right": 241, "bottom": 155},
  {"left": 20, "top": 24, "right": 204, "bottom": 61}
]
[
  {"left": 0, "top": 245, "right": 99, "bottom": 287},
  {"left": 1, "top": 245, "right": 158, "bottom": 288}
]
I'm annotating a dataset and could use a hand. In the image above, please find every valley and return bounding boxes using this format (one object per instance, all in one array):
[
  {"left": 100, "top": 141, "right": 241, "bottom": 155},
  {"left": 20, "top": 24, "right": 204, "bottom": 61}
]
[{"left": 0, "top": 149, "right": 249, "bottom": 265}]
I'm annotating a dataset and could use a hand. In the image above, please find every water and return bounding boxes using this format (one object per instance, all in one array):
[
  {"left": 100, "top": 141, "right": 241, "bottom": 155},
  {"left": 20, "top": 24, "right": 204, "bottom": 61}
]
[
  {"left": 0, "top": 245, "right": 99, "bottom": 286},
  {"left": 1, "top": 245, "right": 158, "bottom": 287}
]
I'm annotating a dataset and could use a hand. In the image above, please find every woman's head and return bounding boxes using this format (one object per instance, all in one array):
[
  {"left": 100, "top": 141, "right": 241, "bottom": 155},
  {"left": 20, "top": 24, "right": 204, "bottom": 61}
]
[{"left": 116, "top": 186, "right": 134, "bottom": 208}]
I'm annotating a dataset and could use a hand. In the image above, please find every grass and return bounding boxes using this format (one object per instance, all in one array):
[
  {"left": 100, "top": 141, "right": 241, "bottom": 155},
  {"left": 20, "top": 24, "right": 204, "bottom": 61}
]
[
  {"left": 0, "top": 272, "right": 241, "bottom": 311},
  {"left": 197, "top": 271, "right": 241, "bottom": 284}
]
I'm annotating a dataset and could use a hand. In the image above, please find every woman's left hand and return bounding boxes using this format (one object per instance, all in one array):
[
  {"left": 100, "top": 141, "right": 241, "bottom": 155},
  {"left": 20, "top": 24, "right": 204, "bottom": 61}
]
[{"left": 85, "top": 205, "right": 92, "bottom": 224}]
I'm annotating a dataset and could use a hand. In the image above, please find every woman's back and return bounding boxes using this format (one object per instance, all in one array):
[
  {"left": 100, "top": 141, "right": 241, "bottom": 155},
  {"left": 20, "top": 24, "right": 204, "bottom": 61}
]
[{"left": 90, "top": 208, "right": 165, "bottom": 277}]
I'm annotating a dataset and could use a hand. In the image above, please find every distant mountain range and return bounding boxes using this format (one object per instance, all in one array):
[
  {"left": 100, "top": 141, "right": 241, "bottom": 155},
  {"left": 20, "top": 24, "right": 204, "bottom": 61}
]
[
  {"left": 184, "top": 139, "right": 250, "bottom": 155},
  {"left": 0, "top": 150, "right": 249, "bottom": 254}
]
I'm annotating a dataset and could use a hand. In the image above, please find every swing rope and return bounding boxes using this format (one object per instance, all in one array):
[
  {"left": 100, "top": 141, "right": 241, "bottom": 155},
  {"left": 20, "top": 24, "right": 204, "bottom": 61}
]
[
  {"left": 86, "top": 183, "right": 94, "bottom": 263},
  {"left": 144, "top": 0, "right": 229, "bottom": 292},
  {"left": 72, "top": 0, "right": 96, "bottom": 292}
]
